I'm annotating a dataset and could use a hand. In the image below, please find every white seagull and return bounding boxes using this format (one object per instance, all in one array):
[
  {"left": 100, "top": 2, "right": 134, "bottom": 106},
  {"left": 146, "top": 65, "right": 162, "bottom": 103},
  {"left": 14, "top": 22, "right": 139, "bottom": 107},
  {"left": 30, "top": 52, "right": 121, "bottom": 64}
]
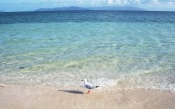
[{"left": 81, "top": 79, "right": 99, "bottom": 94}]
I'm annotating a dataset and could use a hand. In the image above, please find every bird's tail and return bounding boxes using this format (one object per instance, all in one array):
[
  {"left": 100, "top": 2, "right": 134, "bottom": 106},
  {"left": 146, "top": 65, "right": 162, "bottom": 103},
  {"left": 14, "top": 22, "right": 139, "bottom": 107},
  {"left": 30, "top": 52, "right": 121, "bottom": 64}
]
[{"left": 96, "top": 86, "right": 99, "bottom": 88}]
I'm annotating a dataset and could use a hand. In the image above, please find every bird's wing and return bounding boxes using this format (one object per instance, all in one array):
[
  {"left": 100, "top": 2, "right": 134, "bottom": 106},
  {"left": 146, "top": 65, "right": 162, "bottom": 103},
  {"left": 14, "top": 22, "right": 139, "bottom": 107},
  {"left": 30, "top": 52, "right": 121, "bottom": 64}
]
[{"left": 85, "top": 83, "right": 95, "bottom": 89}]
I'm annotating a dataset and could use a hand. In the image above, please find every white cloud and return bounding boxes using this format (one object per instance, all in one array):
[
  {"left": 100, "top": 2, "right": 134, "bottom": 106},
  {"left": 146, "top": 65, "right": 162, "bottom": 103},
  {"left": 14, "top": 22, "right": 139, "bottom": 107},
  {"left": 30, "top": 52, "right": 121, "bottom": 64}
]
[
  {"left": 151, "top": 0, "right": 160, "bottom": 5},
  {"left": 134, "top": 0, "right": 141, "bottom": 5},
  {"left": 145, "top": 0, "right": 175, "bottom": 7},
  {"left": 108, "top": 0, "right": 113, "bottom": 4},
  {"left": 7, "top": 0, "right": 175, "bottom": 7},
  {"left": 167, "top": 2, "right": 174, "bottom": 5},
  {"left": 2, "top": 0, "right": 175, "bottom": 10},
  {"left": 106, "top": 0, "right": 142, "bottom": 5}
]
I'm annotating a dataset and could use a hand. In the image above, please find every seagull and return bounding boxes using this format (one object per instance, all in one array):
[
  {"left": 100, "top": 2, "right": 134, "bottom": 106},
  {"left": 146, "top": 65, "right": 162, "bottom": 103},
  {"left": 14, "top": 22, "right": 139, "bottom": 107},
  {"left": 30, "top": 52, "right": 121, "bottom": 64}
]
[{"left": 81, "top": 79, "right": 99, "bottom": 94}]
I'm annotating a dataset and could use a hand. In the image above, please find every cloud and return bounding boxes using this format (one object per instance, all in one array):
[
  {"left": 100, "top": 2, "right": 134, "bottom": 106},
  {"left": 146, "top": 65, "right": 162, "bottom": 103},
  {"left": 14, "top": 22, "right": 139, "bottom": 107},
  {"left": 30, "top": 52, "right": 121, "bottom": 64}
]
[
  {"left": 147, "top": 0, "right": 160, "bottom": 5},
  {"left": 106, "top": 0, "right": 141, "bottom": 5},
  {"left": 142, "top": 0, "right": 175, "bottom": 7},
  {"left": 108, "top": 0, "right": 113, "bottom": 4},
  {"left": 2, "top": 0, "right": 175, "bottom": 8},
  {"left": 167, "top": 2, "right": 174, "bottom": 5},
  {"left": 104, "top": 0, "right": 175, "bottom": 5},
  {"left": 3, "top": 0, "right": 174, "bottom": 7}
]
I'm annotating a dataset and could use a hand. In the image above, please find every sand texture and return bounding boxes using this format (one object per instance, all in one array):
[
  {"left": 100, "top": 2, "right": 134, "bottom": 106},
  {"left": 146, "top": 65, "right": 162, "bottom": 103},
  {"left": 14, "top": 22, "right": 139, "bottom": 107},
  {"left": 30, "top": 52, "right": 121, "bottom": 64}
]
[{"left": 0, "top": 85, "right": 175, "bottom": 109}]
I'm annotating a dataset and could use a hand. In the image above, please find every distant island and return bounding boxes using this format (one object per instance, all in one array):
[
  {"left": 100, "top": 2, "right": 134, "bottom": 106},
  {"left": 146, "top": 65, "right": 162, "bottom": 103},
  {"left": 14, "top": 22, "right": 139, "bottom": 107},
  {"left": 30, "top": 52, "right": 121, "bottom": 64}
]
[
  {"left": 35, "top": 6, "right": 89, "bottom": 11},
  {"left": 35, "top": 6, "right": 145, "bottom": 11}
]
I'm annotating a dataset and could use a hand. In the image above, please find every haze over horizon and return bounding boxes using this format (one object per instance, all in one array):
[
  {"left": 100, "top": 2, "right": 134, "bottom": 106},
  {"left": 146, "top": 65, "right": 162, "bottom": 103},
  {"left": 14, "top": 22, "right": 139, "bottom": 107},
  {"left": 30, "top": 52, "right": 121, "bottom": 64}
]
[{"left": 0, "top": 0, "right": 175, "bottom": 12}]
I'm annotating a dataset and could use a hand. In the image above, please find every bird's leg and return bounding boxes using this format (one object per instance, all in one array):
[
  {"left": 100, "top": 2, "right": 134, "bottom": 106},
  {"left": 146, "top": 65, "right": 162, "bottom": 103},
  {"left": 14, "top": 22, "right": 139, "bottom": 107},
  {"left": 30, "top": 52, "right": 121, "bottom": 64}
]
[{"left": 87, "top": 90, "right": 91, "bottom": 94}]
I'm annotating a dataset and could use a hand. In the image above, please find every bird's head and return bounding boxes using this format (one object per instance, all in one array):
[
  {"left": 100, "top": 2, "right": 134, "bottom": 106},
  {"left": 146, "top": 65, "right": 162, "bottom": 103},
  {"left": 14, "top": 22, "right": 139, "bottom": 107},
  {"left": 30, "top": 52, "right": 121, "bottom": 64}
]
[{"left": 81, "top": 79, "right": 87, "bottom": 82}]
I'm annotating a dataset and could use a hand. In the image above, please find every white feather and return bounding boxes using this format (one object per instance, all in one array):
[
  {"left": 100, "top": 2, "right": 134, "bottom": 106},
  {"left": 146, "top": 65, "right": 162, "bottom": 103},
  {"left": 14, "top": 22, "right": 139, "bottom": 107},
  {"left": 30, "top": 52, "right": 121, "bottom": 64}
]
[{"left": 82, "top": 79, "right": 98, "bottom": 89}]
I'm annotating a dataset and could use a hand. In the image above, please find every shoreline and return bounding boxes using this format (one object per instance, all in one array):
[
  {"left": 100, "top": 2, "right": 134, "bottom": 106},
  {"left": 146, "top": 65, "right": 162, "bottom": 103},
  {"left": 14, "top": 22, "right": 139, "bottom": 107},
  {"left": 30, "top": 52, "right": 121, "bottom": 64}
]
[{"left": 0, "top": 84, "right": 175, "bottom": 109}]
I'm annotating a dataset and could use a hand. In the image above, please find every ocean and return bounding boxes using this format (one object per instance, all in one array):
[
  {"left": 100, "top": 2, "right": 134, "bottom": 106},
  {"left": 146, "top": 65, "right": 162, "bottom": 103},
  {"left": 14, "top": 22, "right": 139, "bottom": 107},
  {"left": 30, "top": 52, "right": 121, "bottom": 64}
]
[{"left": 0, "top": 11, "right": 175, "bottom": 91}]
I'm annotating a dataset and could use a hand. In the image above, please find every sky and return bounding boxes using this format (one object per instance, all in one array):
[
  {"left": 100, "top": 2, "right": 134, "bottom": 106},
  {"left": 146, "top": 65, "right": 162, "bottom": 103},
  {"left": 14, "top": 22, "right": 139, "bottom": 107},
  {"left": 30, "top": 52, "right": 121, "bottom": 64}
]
[{"left": 0, "top": 0, "right": 175, "bottom": 12}]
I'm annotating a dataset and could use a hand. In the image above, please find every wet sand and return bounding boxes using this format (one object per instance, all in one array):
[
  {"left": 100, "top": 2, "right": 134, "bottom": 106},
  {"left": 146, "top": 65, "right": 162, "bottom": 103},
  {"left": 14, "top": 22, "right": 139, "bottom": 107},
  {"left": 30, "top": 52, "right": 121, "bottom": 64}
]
[{"left": 0, "top": 85, "right": 175, "bottom": 109}]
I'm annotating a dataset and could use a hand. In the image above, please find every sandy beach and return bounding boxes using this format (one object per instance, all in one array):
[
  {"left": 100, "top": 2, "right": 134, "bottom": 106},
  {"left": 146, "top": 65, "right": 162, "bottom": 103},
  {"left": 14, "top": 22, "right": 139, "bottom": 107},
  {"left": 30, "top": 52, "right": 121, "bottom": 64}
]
[
  {"left": 0, "top": 85, "right": 175, "bottom": 109},
  {"left": 1, "top": 10, "right": 175, "bottom": 109}
]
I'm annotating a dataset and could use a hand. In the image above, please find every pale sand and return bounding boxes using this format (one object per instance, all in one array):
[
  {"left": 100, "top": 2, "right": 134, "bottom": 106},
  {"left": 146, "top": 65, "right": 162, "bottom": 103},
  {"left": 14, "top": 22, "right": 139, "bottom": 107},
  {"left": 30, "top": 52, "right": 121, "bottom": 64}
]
[{"left": 0, "top": 85, "right": 175, "bottom": 109}]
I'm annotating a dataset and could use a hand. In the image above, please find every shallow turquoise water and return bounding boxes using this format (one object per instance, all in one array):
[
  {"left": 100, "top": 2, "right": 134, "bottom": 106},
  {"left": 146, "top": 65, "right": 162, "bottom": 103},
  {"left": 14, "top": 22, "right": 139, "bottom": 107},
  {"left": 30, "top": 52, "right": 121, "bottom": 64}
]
[{"left": 0, "top": 11, "right": 175, "bottom": 90}]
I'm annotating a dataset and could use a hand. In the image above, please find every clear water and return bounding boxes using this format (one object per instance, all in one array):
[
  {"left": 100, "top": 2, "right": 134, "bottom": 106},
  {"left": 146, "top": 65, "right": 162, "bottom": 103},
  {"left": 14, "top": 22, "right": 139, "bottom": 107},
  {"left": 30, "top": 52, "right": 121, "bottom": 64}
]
[{"left": 0, "top": 11, "right": 175, "bottom": 90}]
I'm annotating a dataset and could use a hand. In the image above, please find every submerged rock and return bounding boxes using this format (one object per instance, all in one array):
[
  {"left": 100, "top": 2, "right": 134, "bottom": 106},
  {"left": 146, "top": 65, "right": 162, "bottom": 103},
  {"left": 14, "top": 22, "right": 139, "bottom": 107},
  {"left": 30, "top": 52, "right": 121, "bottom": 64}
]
[{"left": 19, "top": 67, "right": 25, "bottom": 69}]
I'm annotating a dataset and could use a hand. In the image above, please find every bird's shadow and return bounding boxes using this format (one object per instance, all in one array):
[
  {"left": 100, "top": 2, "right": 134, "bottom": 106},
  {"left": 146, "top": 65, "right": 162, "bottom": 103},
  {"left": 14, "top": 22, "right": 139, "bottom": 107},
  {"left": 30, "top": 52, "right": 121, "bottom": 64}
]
[{"left": 58, "top": 90, "right": 84, "bottom": 94}]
